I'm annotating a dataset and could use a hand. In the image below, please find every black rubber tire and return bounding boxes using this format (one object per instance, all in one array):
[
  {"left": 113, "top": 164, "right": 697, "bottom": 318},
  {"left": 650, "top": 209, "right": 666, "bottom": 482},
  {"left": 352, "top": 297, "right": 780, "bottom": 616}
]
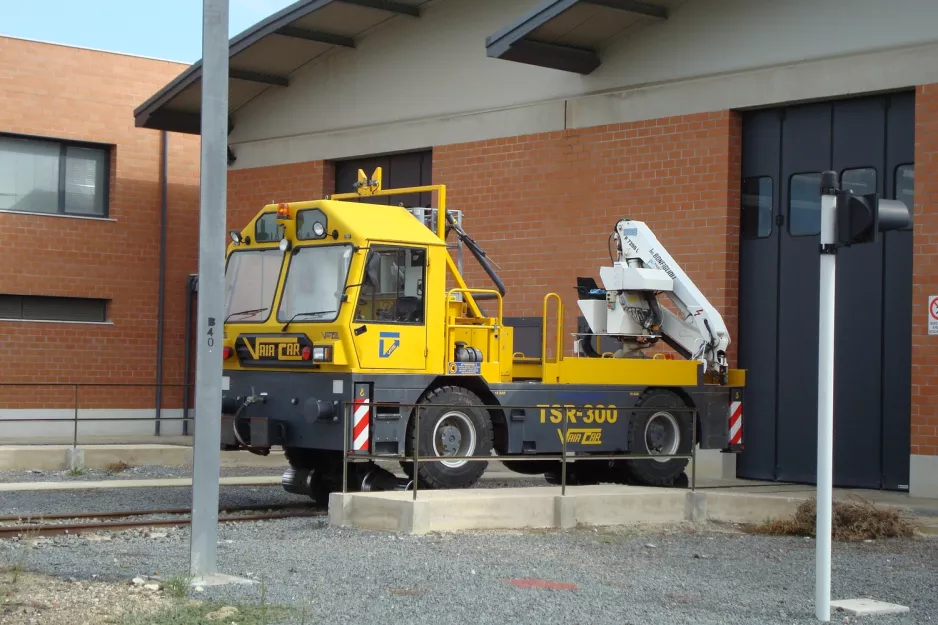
[
  {"left": 402, "top": 386, "right": 493, "bottom": 489},
  {"left": 623, "top": 389, "right": 692, "bottom": 486}
]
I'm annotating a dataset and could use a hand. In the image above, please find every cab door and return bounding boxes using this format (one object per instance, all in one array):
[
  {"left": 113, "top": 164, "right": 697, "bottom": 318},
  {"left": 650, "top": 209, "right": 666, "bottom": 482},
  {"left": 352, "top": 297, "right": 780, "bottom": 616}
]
[{"left": 351, "top": 244, "right": 428, "bottom": 371}]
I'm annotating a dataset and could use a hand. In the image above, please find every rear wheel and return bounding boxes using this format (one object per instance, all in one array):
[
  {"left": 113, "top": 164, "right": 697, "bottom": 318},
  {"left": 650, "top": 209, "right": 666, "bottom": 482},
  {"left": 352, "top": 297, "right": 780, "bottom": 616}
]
[
  {"left": 623, "top": 389, "right": 692, "bottom": 486},
  {"left": 402, "top": 386, "right": 493, "bottom": 489}
]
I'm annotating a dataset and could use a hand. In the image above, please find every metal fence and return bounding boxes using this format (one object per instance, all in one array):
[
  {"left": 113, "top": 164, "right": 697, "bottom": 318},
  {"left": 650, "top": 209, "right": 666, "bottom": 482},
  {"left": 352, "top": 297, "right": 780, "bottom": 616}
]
[
  {"left": 2, "top": 384, "right": 703, "bottom": 498},
  {"left": 0, "top": 383, "right": 194, "bottom": 447},
  {"left": 340, "top": 400, "right": 700, "bottom": 498}
]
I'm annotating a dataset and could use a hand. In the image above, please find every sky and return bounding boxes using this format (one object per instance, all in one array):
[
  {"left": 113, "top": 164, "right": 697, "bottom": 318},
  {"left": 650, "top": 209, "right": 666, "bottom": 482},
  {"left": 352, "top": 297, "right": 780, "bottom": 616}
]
[{"left": 0, "top": 0, "right": 298, "bottom": 63}]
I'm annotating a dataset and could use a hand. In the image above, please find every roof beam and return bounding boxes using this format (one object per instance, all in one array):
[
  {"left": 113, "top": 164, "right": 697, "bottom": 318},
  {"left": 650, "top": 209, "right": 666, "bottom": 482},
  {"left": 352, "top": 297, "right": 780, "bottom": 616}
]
[
  {"left": 500, "top": 39, "right": 600, "bottom": 75},
  {"left": 141, "top": 110, "right": 202, "bottom": 135},
  {"left": 335, "top": 0, "right": 420, "bottom": 17},
  {"left": 229, "top": 68, "right": 290, "bottom": 86},
  {"left": 486, "top": 0, "right": 668, "bottom": 74},
  {"left": 275, "top": 25, "right": 356, "bottom": 47},
  {"left": 584, "top": 0, "right": 668, "bottom": 19}
]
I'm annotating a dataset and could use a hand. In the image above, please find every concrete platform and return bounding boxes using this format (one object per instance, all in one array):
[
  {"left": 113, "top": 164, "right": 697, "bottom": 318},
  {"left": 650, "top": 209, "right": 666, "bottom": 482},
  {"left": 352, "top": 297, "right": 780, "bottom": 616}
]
[
  {"left": 830, "top": 599, "right": 910, "bottom": 616},
  {"left": 328, "top": 485, "right": 793, "bottom": 533},
  {"left": 329, "top": 483, "right": 938, "bottom": 535}
]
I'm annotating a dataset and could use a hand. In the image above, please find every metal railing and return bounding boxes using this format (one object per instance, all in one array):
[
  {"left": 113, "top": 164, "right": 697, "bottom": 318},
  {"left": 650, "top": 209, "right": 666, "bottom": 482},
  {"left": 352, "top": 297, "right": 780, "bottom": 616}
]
[
  {"left": 0, "top": 383, "right": 194, "bottom": 447},
  {"left": 341, "top": 400, "right": 698, "bottom": 498}
]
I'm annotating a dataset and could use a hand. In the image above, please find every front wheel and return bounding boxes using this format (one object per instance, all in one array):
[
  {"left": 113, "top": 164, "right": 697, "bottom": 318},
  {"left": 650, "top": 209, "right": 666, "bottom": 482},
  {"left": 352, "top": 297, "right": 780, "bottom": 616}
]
[{"left": 401, "top": 386, "right": 493, "bottom": 489}]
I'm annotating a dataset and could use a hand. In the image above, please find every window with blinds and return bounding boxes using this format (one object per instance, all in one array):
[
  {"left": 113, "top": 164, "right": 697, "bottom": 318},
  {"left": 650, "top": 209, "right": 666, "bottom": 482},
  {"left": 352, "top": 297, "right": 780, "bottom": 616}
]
[
  {"left": 0, "top": 134, "right": 110, "bottom": 218},
  {"left": 0, "top": 295, "right": 108, "bottom": 323}
]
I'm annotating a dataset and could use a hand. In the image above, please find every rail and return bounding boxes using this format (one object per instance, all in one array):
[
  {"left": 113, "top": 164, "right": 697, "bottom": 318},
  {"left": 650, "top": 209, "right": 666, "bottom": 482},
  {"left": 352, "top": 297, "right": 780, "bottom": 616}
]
[
  {"left": 542, "top": 292, "right": 564, "bottom": 365},
  {"left": 447, "top": 287, "right": 504, "bottom": 322},
  {"left": 0, "top": 382, "right": 194, "bottom": 448},
  {"left": 0, "top": 503, "right": 324, "bottom": 539},
  {"left": 341, "top": 400, "right": 699, "bottom": 499}
]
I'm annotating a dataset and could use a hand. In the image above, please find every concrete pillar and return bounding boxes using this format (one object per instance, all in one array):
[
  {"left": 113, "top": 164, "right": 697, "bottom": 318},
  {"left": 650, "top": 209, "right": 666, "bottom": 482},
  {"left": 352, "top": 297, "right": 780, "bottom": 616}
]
[
  {"left": 66, "top": 448, "right": 85, "bottom": 472},
  {"left": 684, "top": 491, "right": 707, "bottom": 522},
  {"left": 910, "top": 456, "right": 938, "bottom": 499},
  {"left": 554, "top": 496, "right": 576, "bottom": 529}
]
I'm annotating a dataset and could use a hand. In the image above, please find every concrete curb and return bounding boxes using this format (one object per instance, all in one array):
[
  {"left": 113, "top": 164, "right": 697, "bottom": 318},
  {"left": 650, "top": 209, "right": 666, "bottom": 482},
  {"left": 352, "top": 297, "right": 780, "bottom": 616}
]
[
  {"left": 0, "top": 445, "right": 286, "bottom": 471},
  {"left": 0, "top": 476, "right": 283, "bottom": 492}
]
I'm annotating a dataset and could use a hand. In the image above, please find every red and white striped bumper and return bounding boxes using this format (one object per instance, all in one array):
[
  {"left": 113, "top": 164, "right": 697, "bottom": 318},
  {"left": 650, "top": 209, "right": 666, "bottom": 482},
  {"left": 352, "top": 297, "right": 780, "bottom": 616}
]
[
  {"left": 725, "top": 389, "right": 743, "bottom": 452},
  {"left": 352, "top": 396, "right": 370, "bottom": 453}
]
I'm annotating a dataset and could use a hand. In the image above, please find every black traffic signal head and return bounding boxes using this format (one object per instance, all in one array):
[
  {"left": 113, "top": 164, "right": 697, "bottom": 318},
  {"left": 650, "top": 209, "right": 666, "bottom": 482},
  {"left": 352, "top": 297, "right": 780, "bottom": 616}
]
[
  {"left": 835, "top": 191, "right": 877, "bottom": 246},
  {"left": 834, "top": 190, "right": 911, "bottom": 247}
]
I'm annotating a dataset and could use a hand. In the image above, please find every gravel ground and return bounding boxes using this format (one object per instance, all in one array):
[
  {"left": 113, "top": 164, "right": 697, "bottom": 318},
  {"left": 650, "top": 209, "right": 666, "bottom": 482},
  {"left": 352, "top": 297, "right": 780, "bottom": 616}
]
[
  {"left": 0, "top": 478, "right": 549, "bottom": 518},
  {"left": 2, "top": 517, "right": 936, "bottom": 625},
  {"left": 0, "top": 484, "right": 308, "bottom": 518}
]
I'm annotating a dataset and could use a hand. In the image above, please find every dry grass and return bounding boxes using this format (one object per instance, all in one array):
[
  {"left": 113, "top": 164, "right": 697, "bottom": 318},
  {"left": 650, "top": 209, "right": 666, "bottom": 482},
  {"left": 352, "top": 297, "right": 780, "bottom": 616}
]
[
  {"left": 105, "top": 461, "right": 131, "bottom": 475},
  {"left": 746, "top": 498, "right": 916, "bottom": 541}
]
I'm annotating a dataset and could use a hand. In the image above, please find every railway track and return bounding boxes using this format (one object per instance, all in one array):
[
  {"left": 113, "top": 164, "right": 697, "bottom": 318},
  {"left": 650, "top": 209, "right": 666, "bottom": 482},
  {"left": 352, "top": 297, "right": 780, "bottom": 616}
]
[{"left": 0, "top": 502, "right": 326, "bottom": 539}]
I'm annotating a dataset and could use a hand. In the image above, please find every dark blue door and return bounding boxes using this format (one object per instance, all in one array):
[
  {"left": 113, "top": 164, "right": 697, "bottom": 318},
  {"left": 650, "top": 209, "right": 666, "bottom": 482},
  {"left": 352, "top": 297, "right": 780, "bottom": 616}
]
[{"left": 737, "top": 92, "right": 915, "bottom": 490}]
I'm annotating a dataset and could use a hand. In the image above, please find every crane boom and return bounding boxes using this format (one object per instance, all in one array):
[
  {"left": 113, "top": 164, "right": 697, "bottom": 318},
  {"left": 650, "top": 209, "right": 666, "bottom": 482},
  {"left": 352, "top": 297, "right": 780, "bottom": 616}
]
[{"left": 576, "top": 218, "right": 730, "bottom": 383}]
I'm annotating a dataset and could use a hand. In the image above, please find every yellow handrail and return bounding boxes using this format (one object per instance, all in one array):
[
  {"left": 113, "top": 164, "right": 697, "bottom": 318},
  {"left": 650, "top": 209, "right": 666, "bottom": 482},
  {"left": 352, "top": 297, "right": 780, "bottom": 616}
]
[
  {"left": 330, "top": 168, "right": 485, "bottom": 319},
  {"left": 542, "top": 293, "right": 564, "bottom": 363},
  {"left": 448, "top": 288, "right": 503, "bottom": 322}
]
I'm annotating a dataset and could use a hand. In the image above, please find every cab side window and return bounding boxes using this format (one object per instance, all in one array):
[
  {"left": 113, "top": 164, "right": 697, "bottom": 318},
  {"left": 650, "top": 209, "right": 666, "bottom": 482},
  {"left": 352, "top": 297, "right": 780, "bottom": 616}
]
[{"left": 354, "top": 246, "right": 426, "bottom": 325}]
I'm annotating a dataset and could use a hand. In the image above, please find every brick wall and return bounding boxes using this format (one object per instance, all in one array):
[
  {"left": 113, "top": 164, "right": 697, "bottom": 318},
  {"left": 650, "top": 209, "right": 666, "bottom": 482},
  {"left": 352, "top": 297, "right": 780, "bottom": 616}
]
[
  {"left": 912, "top": 83, "right": 938, "bottom": 457},
  {"left": 227, "top": 161, "right": 334, "bottom": 229},
  {"left": 0, "top": 37, "right": 200, "bottom": 412},
  {"left": 433, "top": 112, "right": 742, "bottom": 362}
]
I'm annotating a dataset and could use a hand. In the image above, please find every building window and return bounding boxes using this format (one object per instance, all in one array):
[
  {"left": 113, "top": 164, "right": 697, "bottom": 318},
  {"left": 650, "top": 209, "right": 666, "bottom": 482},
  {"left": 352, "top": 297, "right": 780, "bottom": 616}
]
[
  {"left": 896, "top": 164, "right": 914, "bottom": 211},
  {"left": 789, "top": 172, "right": 822, "bottom": 236},
  {"left": 841, "top": 167, "right": 877, "bottom": 196},
  {"left": 0, "top": 295, "right": 108, "bottom": 323},
  {"left": 741, "top": 176, "right": 773, "bottom": 239},
  {"left": 0, "top": 134, "right": 110, "bottom": 218}
]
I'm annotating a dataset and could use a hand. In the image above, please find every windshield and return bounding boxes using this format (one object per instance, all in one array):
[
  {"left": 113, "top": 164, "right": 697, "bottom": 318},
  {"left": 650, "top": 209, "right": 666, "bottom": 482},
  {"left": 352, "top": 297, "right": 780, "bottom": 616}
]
[
  {"left": 224, "top": 249, "right": 284, "bottom": 323},
  {"left": 277, "top": 245, "right": 354, "bottom": 323}
]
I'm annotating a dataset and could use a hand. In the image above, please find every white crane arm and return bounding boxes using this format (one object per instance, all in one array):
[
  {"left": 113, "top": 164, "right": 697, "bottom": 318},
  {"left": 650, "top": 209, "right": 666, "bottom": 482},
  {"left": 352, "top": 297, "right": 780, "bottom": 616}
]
[{"left": 576, "top": 219, "right": 730, "bottom": 382}]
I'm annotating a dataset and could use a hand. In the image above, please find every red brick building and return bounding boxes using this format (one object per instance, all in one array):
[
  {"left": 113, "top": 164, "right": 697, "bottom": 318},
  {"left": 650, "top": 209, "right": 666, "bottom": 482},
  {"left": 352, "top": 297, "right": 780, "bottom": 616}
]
[
  {"left": 0, "top": 36, "right": 200, "bottom": 439},
  {"left": 135, "top": 0, "right": 938, "bottom": 497},
  {"left": 7, "top": 0, "right": 938, "bottom": 498}
]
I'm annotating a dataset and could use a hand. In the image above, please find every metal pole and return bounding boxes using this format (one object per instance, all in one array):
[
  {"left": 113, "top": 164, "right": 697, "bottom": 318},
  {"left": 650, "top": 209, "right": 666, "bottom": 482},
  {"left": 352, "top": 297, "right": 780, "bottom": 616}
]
[
  {"left": 155, "top": 130, "right": 168, "bottom": 437},
  {"left": 342, "top": 402, "right": 349, "bottom": 494},
  {"left": 413, "top": 406, "right": 420, "bottom": 501},
  {"left": 189, "top": 0, "right": 229, "bottom": 580},
  {"left": 73, "top": 385, "right": 79, "bottom": 449},
  {"left": 561, "top": 412, "right": 568, "bottom": 496},
  {"left": 815, "top": 172, "right": 838, "bottom": 623},
  {"left": 691, "top": 409, "right": 697, "bottom": 492}
]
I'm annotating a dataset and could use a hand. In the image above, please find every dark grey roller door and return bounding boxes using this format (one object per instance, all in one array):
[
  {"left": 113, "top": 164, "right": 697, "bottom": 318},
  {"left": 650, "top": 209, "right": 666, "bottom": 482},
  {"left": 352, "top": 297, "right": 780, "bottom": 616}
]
[
  {"left": 333, "top": 150, "right": 432, "bottom": 207},
  {"left": 738, "top": 92, "right": 914, "bottom": 491}
]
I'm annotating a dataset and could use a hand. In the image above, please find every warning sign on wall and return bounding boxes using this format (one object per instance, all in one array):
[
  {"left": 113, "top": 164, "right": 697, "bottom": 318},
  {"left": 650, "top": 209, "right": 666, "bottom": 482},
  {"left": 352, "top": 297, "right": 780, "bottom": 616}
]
[{"left": 930, "top": 296, "right": 938, "bottom": 336}]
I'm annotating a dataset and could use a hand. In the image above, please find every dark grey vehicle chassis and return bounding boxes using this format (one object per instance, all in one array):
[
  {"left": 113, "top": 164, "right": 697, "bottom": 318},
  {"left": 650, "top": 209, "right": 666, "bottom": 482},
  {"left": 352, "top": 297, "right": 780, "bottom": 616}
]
[{"left": 219, "top": 371, "right": 740, "bottom": 457}]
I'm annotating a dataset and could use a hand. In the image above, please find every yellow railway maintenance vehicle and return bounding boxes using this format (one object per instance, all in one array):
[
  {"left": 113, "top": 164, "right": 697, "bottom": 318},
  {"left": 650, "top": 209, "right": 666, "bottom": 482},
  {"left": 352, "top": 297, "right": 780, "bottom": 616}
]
[{"left": 219, "top": 169, "right": 745, "bottom": 503}]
